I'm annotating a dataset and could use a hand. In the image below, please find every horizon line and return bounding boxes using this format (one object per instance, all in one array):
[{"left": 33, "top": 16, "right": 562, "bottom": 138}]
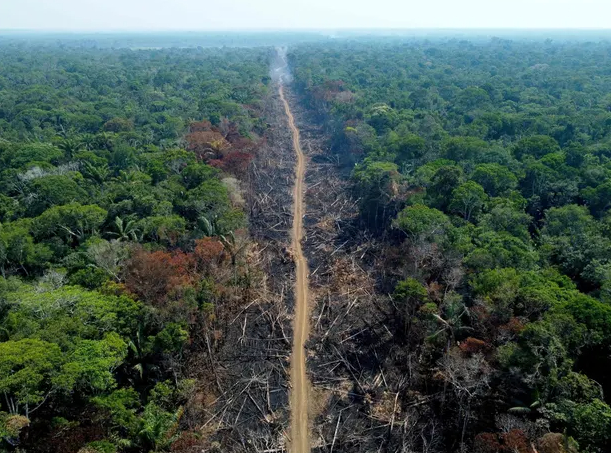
[{"left": 2, "top": 27, "right": 611, "bottom": 34}]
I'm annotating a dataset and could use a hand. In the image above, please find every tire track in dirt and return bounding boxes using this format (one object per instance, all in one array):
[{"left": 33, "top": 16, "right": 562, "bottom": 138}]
[{"left": 279, "top": 83, "right": 311, "bottom": 453}]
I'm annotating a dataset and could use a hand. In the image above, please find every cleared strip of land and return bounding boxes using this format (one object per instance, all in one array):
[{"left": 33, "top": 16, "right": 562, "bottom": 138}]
[{"left": 280, "top": 83, "right": 311, "bottom": 453}]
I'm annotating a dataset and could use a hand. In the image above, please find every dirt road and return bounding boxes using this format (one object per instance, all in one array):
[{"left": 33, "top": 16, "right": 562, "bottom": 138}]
[{"left": 279, "top": 84, "right": 311, "bottom": 453}]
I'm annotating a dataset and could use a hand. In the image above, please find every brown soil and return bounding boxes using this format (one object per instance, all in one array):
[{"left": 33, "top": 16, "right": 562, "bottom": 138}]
[{"left": 280, "top": 84, "right": 312, "bottom": 453}]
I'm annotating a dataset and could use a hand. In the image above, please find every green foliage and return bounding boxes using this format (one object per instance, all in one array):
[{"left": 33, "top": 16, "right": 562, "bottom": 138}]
[
  {"left": 180, "top": 180, "right": 236, "bottom": 224},
  {"left": 83, "top": 440, "right": 118, "bottom": 453},
  {"left": 0, "top": 194, "right": 20, "bottom": 222},
  {"left": 471, "top": 163, "right": 518, "bottom": 197},
  {"left": 465, "top": 231, "right": 538, "bottom": 271},
  {"left": 92, "top": 388, "right": 141, "bottom": 431},
  {"left": 2, "top": 284, "right": 141, "bottom": 347},
  {"left": 559, "top": 293, "right": 611, "bottom": 347},
  {"left": 1, "top": 143, "right": 63, "bottom": 169},
  {"left": 137, "top": 403, "right": 182, "bottom": 452},
  {"left": 32, "top": 202, "right": 107, "bottom": 243},
  {"left": 443, "top": 136, "right": 488, "bottom": 161},
  {"left": 394, "top": 277, "right": 429, "bottom": 303},
  {"left": 0, "top": 220, "right": 52, "bottom": 275},
  {"left": 68, "top": 266, "right": 110, "bottom": 289},
  {"left": 449, "top": 181, "right": 487, "bottom": 221},
  {"left": 427, "top": 164, "right": 464, "bottom": 211},
  {"left": 541, "top": 204, "right": 611, "bottom": 282},
  {"left": 353, "top": 159, "right": 401, "bottom": 229},
  {"left": 0, "top": 339, "right": 63, "bottom": 413},
  {"left": 393, "top": 204, "right": 451, "bottom": 242},
  {"left": 367, "top": 104, "right": 398, "bottom": 133},
  {"left": 413, "top": 159, "right": 455, "bottom": 187},
  {"left": 513, "top": 135, "right": 561, "bottom": 160},
  {"left": 479, "top": 198, "right": 532, "bottom": 241},
  {"left": 180, "top": 162, "right": 220, "bottom": 189},
  {"left": 0, "top": 42, "right": 265, "bottom": 451},
  {"left": 572, "top": 399, "right": 611, "bottom": 452},
  {"left": 152, "top": 323, "right": 189, "bottom": 353},
  {"left": 387, "top": 132, "right": 426, "bottom": 164},
  {"left": 26, "top": 174, "right": 88, "bottom": 216},
  {"left": 59, "top": 333, "right": 128, "bottom": 393},
  {"left": 137, "top": 215, "right": 186, "bottom": 244},
  {"left": 556, "top": 372, "right": 603, "bottom": 403},
  {"left": 471, "top": 267, "right": 575, "bottom": 321}
]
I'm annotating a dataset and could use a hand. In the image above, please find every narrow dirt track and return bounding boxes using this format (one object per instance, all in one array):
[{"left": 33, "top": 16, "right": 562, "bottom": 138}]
[{"left": 279, "top": 84, "right": 311, "bottom": 453}]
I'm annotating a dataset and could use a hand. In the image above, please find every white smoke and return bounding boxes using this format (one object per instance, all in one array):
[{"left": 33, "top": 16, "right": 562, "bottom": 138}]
[{"left": 270, "top": 46, "right": 292, "bottom": 84}]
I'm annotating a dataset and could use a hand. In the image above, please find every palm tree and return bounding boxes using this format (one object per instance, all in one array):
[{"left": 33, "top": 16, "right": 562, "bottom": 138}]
[
  {"left": 111, "top": 217, "right": 141, "bottom": 242},
  {"left": 80, "top": 133, "right": 97, "bottom": 151},
  {"left": 81, "top": 161, "right": 110, "bottom": 183},
  {"left": 197, "top": 216, "right": 217, "bottom": 237},
  {"left": 113, "top": 170, "right": 141, "bottom": 184},
  {"left": 127, "top": 325, "right": 158, "bottom": 383},
  {"left": 429, "top": 292, "right": 473, "bottom": 345},
  {"left": 95, "top": 132, "right": 115, "bottom": 151},
  {"left": 138, "top": 404, "right": 183, "bottom": 452},
  {"left": 58, "top": 137, "right": 84, "bottom": 160}
]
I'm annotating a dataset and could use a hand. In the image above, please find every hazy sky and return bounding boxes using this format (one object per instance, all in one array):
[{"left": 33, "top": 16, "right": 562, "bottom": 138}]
[{"left": 1, "top": 0, "right": 610, "bottom": 31}]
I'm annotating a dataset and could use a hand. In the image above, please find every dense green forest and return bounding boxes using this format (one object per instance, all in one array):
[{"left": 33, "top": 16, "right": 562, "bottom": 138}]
[
  {"left": 0, "top": 43, "right": 270, "bottom": 452},
  {"left": 290, "top": 38, "right": 611, "bottom": 452}
]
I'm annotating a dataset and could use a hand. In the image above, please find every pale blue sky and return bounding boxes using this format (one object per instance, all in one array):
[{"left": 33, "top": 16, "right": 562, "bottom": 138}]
[{"left": 1, "top": 0, "right": 610, "bottom": 31}]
